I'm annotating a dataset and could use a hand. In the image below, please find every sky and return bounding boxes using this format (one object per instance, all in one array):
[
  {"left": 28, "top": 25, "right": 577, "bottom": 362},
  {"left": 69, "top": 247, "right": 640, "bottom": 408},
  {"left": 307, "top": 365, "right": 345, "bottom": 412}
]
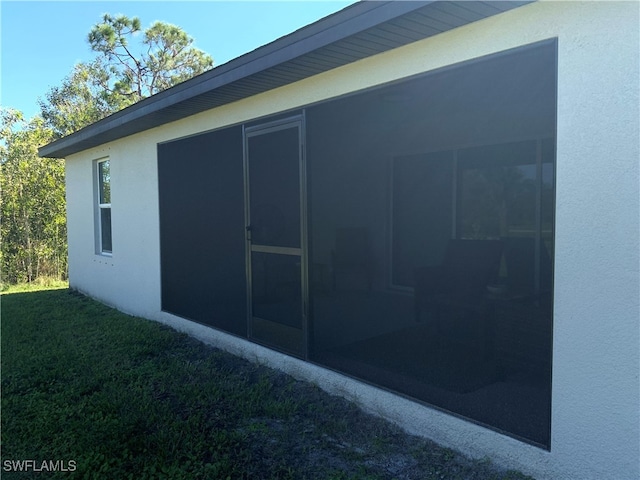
[{"left": 0, "top": 0, "right": 357, "bottom": 120}]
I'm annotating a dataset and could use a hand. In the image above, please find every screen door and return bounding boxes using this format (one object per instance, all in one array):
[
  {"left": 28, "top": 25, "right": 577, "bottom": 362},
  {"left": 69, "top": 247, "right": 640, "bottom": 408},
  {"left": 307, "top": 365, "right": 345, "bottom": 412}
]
[{"left": 244, "top": 118, "right": 306, "bottom": 357}]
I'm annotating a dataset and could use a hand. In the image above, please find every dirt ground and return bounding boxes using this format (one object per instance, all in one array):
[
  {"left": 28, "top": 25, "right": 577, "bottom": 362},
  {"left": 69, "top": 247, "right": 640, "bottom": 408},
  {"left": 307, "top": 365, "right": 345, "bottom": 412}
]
[{"left": 231, "top": 363, "right": 535, "bottom": 480}]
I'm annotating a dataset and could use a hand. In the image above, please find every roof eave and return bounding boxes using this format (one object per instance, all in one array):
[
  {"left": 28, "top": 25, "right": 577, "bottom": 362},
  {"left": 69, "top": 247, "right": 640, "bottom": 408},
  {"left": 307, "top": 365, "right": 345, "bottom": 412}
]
[{"left": 39, "top": 1, "right": 531, "bottom": 159}]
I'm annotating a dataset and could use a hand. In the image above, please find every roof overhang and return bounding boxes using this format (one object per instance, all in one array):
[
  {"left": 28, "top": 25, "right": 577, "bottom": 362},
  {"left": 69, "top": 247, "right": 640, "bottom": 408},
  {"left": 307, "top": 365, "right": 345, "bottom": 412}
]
[{"left": 39, "top": 0, "right": 531, "bottom": 159}]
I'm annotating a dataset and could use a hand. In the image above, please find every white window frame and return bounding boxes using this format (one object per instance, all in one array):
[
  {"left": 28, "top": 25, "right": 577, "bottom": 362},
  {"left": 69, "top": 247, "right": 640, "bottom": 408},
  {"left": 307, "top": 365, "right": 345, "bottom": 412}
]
[{"left": 95, "top": 158, "right": 112, "bottom": 256}]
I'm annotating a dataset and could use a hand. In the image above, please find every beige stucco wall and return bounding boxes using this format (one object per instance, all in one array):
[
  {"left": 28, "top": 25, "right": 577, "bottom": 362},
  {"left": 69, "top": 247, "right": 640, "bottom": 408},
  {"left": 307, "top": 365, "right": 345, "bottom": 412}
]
[{"left": 65, "top": 1, "right": 640, "bottom": 478}]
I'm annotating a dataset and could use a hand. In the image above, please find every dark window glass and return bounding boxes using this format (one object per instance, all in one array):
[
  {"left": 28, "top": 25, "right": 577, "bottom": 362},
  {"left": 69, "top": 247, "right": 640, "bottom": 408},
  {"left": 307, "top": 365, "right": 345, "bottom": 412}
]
[
  {"left": 392, "top": 152, "right": 453, "bottom": 287},
  {"left": 97, "top": 160, "right": 112, "bottom": 254},
  {"left": 158, "top": 126, "right": 247, "bottom": 337},
  {"left": 98, "top": 160, "right": 110, "bottom": 204},
  {"left": 308, "top": 41, "right": 555, "bottom": 447},
  {"left": 250, "top": 251, "right": 303, "bottom": 358},
  {"left": 541, "top": 138, "right": 555, "bottom": 294},
  {"left": 100, "top": 207, "right": 112, "bottom": 253},
  {"left": 457, "top": 141, "right": 537, "bottom": 241},
  {"left": 251, "top": 252, "right": 302, "bottom": 327},
  {"left": 248, "top": 128, "right": 301, "bottom": 248}
]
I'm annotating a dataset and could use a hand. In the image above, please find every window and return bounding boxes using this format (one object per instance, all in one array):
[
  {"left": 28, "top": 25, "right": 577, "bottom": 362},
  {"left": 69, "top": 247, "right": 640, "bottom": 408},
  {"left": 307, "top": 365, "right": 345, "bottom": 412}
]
[
  {"left": 157, "top": 126, "right": 247, "bottom": 336},
  {"left": 307, "top": 41, "right": 556, "bottom": 447},
  {"left": 96, "top": 159, "right": 112, "bottom": 254},
  {"left": 155, "top": 39, "right": 556, "bottom": 447}
]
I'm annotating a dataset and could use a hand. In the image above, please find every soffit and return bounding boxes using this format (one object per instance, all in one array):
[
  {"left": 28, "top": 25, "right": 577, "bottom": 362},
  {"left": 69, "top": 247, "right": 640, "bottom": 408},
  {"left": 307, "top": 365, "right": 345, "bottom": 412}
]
[{"left": 39, "top": 1, "right": 531, "bottom": 159}]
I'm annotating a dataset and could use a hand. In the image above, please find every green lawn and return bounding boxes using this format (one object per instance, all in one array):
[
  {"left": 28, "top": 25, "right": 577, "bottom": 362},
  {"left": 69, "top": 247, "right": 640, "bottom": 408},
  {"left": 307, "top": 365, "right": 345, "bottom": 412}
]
[{"left": 1, "top": 288, "right": 534, "bottom": 479}]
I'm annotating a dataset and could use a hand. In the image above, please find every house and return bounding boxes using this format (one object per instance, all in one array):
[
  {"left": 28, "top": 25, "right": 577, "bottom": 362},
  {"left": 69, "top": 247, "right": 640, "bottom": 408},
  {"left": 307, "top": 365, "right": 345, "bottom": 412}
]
[{"left": 39, "top": 1, "right": 639, "bottom": 478}]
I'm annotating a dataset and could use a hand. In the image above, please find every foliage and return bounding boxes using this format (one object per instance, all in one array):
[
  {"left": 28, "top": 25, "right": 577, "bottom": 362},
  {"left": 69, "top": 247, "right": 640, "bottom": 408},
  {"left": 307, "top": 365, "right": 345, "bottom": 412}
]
[
  {"left": 87, "top": 13, "right": 213, "bottom": 105},
  {"left": 1, "top": 288, "right": 536, "bottom": 480},
  {"left": 1, "top": 278, "right": 68, "bottom": 294},
  {"left": 0, "top": 109, "right": 67, "bottom": 285},
  {"left": 4, "top": 14, "right": 214, "bottom": 286},
  {"left": 38, "top": 62, "right": 120, "bottom": 138},
  {"left": 39, "top": 15, "right": 213, "bottom": 138}
]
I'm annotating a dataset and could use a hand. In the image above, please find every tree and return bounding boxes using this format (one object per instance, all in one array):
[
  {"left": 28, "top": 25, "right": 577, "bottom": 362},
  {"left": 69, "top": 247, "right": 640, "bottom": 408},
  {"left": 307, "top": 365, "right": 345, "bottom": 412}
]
[
  {"left": 87, "top": 14, "right": 214, "bottom": 104},
  {"left": 2, "top": 14, "right": 213, "bottom": 285},
  {"left": 0, "top": 109, "right": 67, "bottom": 284},
  {"left": 39, "top": 61, "right": 117, "bottom": 138},
  {"left": 39, "top": 14, "right": 213, "bottom": 137}
]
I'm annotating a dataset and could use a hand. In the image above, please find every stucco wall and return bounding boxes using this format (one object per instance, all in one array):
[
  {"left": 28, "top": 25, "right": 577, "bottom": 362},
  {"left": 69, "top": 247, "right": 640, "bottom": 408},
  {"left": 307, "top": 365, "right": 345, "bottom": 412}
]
[{"left": 64, "top": 1, "right": 640, "bottom": 478}]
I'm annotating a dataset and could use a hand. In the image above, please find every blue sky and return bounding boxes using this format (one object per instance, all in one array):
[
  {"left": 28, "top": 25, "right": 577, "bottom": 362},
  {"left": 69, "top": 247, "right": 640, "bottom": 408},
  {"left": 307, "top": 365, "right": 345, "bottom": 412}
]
[{"left": 1, "top": 0, "right": 357, "bottom": 120}]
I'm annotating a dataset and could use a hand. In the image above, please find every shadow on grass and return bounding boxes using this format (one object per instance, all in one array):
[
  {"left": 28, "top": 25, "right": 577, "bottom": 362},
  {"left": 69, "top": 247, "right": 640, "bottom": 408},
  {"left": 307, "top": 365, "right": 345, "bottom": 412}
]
[{"left": 1, "top": 288, "right": 535, "bottom": 480}]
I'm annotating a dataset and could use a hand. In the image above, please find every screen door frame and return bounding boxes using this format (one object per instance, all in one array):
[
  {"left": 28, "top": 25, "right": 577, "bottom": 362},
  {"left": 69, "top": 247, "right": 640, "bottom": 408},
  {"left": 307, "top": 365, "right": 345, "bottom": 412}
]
[{"left": 243, "top": 114, "right": 308, "bottom": 358}]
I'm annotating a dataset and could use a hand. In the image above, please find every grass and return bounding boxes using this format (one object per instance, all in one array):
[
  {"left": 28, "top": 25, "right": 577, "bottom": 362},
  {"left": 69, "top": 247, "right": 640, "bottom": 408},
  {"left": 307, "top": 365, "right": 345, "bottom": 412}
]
[
  {"left": 0, "top": 278, "right": 68, "bottom": 293},
  {"left": 1, "top": 287, "right": 535, "bottom": 479}
]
